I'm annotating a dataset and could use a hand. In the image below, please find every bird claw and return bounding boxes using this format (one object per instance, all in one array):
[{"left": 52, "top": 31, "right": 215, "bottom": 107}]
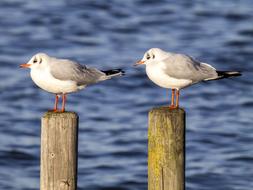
[
  {"left": 48, "top": 109, "right": 61, "bottom": 113},
  {"left": 169, "top": 105, "right": 178, "bottom": 110}
]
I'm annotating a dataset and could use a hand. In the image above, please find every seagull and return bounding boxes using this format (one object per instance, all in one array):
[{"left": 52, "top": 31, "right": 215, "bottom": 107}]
[
  {"left": 135, "top": 48, "right": 241, "bottom": 109},
  {"left": 20, "top": 53, "right": 124, "bottom": 112}
]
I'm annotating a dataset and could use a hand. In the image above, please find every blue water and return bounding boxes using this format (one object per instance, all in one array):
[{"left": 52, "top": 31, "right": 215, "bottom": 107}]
[{"left": 0, "top": 0, "right": 252, "bottom": 189}]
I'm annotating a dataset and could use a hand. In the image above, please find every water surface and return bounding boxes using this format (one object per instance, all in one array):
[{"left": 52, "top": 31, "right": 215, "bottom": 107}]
[{"left": 0, "top": 0, "right": 252, "bottom": 189}]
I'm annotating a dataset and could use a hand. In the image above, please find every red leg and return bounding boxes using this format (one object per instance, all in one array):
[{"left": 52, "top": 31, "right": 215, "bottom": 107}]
[
  {"left": 53, "top": 95, "right": 59, "bottom": 112},
  {"left": 169, "top": 89, "right": 176, "bottom": 109},
  {"left": 61, "top": 94, "right": 66, "bottom": 112},
  {"left": 175, "top": 89, "right": 180, "bottom": 108}
]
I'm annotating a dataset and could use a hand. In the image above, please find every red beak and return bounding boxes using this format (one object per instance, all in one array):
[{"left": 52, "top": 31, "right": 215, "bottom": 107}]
[
  {"left": 133, "top": 60, "right": 145, "bottom": 66},
  {"left": 20, "top": 63, "right": 31, "bottom": 68}
]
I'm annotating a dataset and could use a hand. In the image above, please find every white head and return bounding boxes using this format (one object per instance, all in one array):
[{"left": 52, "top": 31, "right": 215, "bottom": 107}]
[
  {"left": 20, "top": 53, "right": 50, "bottom": 69},
  {"left": 135, "top": 48, "right": 170, "bottom": 66}
]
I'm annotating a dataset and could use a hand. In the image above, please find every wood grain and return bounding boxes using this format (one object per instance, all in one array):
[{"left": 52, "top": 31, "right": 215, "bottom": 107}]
[
  {"left": 148, "top": 107, "right": 185, "bottom": 190},
  {"left": 41, "top": 111, "right": 78, "bottom": 190}
]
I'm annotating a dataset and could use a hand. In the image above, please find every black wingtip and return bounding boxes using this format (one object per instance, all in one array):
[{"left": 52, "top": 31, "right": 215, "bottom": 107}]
[
  {"left": 102, "top": 69, "right": 125, "bottom": 76},
  {"left": 217, "top": 71, "right": 242, "bottom": 78}
]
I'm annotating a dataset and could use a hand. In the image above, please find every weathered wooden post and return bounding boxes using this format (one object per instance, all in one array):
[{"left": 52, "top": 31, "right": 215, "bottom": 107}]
[
  {"left": 41, "top": 112, "right": 79, "bottom": 190},
  {"left": 148, "top": 107, "right": 185, "bottom": 190}
]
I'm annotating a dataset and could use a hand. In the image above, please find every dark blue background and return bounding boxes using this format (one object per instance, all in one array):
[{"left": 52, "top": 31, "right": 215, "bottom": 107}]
[{"left": 0, "top": 0, "right": 252, "bottom": 189}]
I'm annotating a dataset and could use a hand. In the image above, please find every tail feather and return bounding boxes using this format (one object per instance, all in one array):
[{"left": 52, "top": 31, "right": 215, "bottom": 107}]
[
  {"left": 102, "top": 69, "right": 125, "bottom": 78},
  {"left": 205, "top": 71, "right": 241, "bottom": 81}
]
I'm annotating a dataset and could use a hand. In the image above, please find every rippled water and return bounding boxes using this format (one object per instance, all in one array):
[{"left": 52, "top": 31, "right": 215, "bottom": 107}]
[{"left": 0, "top": 0, "right": 252, "bottom": 189}]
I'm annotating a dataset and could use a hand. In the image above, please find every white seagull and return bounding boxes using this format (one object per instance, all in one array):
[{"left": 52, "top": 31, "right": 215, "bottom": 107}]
[
  {"left": 135, "top": 48, "right": 241, "bottom": 109},
  {"left": 20, "top": 53, "right": 124, "bottom": 112}
]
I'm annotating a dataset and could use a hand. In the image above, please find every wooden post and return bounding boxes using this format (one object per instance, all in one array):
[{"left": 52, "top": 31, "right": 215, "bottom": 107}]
[
  {"left": 41, "top": 112, "right": 79, "bottom": 190},
  {"left": 148, "top": 107, "right": 185, "bottom": 190}
]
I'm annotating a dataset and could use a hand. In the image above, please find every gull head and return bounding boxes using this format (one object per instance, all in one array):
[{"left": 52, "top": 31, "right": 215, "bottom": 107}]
[
  {"left": 135, "top": 48, "right": 169, "bottom": 66},
  {"left": 20, "top": 53, "right": 50, "bottom": 69}
]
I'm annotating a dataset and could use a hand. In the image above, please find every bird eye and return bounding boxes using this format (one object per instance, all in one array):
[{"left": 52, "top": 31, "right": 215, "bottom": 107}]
[
  {"left": 33, "top": 58, "right": 37, "bottom": 63},
  {"left": 146, "top": 54, "right": 150, "bottom": 60}
]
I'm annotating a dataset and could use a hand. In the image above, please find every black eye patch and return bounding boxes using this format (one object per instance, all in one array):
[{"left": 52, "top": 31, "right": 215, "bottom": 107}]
[
  {"left": 146, "top": 54, "right": 151, "bottom": 59},
  {"left": 33, "top": 57, "right": 42, "bottom": 64}
]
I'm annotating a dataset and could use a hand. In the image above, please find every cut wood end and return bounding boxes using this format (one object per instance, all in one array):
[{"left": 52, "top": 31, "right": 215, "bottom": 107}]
[
  {"left": 149, "top": 106, "right": 185, "bottom": 115},
  {"left": 42, "top": 111, "right": 78, "bottom": 119}
]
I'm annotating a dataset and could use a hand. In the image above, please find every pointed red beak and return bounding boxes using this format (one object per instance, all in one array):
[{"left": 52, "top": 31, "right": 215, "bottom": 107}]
[
  {"left": 20, "top": 63, "right": 31, "bottom": 68},
  {"left": 133, "top": 60, "right": 145, "bottom": 66}
]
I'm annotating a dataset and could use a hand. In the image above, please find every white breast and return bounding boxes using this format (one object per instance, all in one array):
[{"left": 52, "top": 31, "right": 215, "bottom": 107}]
[
  {"left": 146, "top": 64, "right": 192, "bottom": 90},
  {"left": 30, "top": 68, "right": 84, "bottom": 94}
]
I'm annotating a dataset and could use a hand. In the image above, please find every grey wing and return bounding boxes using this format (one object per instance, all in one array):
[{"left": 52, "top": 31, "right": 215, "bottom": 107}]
[
  {"left": 162, "top": 53, "right": 218, "bottom": 83},
  {"left": 81, "top": 67, "right": 108, "bottom": 85},
  {"left": 49, "top": 58, "right": 106, "bottom": 85}
]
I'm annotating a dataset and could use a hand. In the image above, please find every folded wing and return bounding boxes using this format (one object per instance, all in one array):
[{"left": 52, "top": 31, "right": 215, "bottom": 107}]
[
  {"left": 49, "top": 58, "right": 106, "bottom": 86},
  {"left": 162, "top": 53, "right": 218, "bottom": 83}
]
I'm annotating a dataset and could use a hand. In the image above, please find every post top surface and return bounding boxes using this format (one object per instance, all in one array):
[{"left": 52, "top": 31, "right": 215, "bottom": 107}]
[
  {"left": 42, "top": 111, "right": 79, "bottom": 119},
  {"left": 149, "top": 106, "right": 185, "bottom": 114}
]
